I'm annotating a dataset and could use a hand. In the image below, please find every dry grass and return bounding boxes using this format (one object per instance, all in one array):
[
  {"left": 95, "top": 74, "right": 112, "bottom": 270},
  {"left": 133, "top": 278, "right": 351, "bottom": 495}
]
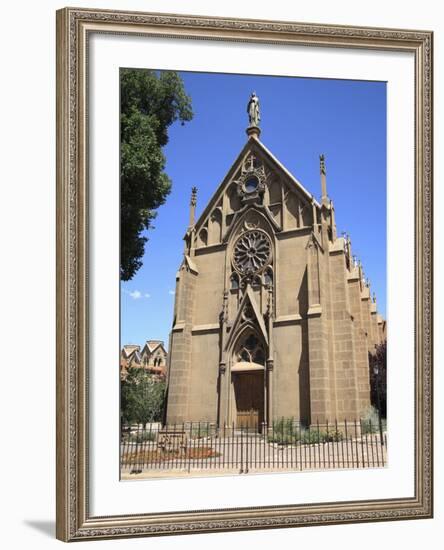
[{"left": 122, "top": 446, "right": 220, "bottom": 465}]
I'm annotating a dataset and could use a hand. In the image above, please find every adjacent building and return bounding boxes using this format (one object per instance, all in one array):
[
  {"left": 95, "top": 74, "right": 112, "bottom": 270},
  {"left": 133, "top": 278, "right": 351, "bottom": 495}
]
[{"left": 120, "top": 340, "right": 168, "bottom": 379}]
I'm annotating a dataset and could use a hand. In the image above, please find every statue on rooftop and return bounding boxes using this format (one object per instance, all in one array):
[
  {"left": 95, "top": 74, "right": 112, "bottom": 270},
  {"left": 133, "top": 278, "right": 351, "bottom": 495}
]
[{"left": 247, "top": 92, "right": 260, "bottom": 127}]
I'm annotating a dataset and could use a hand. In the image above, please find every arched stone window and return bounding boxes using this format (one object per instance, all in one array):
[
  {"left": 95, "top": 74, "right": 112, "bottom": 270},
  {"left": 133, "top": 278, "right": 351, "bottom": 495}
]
[
  {"left": 230, "top": 273, "right": 239, "bottom": 290},
  {"left": 235, "top": 331, "right": 265, "bottom": 366},
  {"left": 228, "top": 183, "right": 242, "bottom": 212},
  {"left": 268, "top": 178, "right": 281, "bottom": 205},
  {"left": 209, "top": 209, "right": 222, "bottom": 244},
  {"left": 252, "top": 275, "right": 261, "bottom": 289},
  {"left": 198, "top": 227, "right": 208, "bottom": 247},
  {"left": 264, "top": 267, "right": 273, "bottom": 286}
]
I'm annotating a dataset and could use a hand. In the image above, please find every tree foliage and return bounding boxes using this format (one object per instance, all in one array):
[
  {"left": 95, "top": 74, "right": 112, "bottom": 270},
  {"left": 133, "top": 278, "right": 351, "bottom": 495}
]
[
  {"left": 369, "top": 340, "right": 387, "bottom": 417},
  {"left": 120, "top": 69, "right": 193, "bottom": 280},
  {"left": 121, "top": 368, "right": 166, "bottom": 427}
]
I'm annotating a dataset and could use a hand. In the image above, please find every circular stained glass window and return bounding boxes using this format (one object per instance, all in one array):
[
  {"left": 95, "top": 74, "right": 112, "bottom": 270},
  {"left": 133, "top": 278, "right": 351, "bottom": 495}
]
[
  {"left": 244, "top": 176, "right": 259, "bottom": 193},
  {"left": 233, "top": 230, "right": 271, "bottom": 274}
]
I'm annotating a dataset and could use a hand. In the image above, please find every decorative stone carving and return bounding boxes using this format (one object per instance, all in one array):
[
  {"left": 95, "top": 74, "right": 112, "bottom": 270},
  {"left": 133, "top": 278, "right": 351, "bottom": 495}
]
[
  {"left": 233, "top": 154, "right": 266, "bottom": 204},
  {"left": 219, "top": 290, "right": 229, "bottom": 323},
  {"left": 233, "top": 230, "right": 272, "bottom": 275},
  {"left": 244, "top": 213, "right": 261, "bottom": 230},
  {"left": 242, "top": 303, "right": 255, "bottom": 321},
  {"left": 320, "top": 154, "right": 326, "bottom": 175}
]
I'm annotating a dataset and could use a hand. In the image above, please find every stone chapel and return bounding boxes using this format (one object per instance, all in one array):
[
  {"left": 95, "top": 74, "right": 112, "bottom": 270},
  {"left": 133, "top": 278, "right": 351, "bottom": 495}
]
[{"left": 165, "top": 96, "right": 386, "bottom": 429}]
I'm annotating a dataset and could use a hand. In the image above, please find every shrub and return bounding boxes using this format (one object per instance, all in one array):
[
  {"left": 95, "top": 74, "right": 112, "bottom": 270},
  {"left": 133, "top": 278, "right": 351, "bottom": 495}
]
[
  {"left": 268, "top": 417, "right": 298, "bottom": 444},
  {"left": 322, "top": 429, "right": 344, "bottom": 443},
  {"left": 299, "top": 428, "right": 343, "bottom": 445},
  {"left": 190, "top": 423, "right": 212, "bottom": 439},
  {"left": 267, "top": 418, "right": 343, "bottom": 445},
  {"left": 361, "top": 406, "right": 382, "bottom": 434},
  {"left": 127, "top": 431, "right": 156, "bottom": 443}
]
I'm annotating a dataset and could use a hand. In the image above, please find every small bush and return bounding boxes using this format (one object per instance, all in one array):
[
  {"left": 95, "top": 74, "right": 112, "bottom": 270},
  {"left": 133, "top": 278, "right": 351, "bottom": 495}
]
[
  {"left": 127, "top": 431, "right": 156, "bottom": 443},
  {"left": 190, "top": 424, "right": 212, "bottom": 439},
  {"left": 299, "top": 428, "right": 343, "bottom": 445},
  {"left": 298, "top": 430, "right": 322, "bottom": 445},
  {"left": 268, "top": 432, "right": 296, "bottom": 445},
  {"left": 266, "top": 418, "right": 343, "bottom": 445},
  {"left": 361, "top": 406, "right": 386, "bottom": 434},
  {"left": 322, "top": 429, "right": 344, "bottom": 443},
  {"left": 268, "top": 417, "right": 298, "bottom": 444}
]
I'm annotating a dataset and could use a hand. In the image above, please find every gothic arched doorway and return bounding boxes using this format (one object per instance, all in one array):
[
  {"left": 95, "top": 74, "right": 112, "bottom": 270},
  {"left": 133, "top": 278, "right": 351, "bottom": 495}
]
[{"left": 231, "top": 331, "right": 266, "bottom": 430}]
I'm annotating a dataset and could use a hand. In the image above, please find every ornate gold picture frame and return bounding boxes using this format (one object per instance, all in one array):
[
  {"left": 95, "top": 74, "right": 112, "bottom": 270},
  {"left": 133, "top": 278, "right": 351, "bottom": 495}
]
[{"left": 56, "top": 7, "right": 433, "bottom": 541}]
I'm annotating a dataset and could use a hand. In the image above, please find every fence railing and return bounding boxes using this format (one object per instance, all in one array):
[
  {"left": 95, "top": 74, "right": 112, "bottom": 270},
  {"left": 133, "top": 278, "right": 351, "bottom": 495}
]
[{"left": 120, "top": 419, "right": 387, "bottom": 475}]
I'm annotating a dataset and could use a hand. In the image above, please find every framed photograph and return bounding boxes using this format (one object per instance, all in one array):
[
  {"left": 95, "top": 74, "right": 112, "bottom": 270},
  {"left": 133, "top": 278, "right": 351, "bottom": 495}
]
[{"left": 56, "top": 7, "right": 433, "bottom": 541}]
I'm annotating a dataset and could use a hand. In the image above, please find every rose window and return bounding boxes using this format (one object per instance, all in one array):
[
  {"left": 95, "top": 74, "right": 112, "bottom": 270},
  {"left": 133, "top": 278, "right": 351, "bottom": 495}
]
[{"left": 233, "top": 230, "right": 271, "bottom": 274}]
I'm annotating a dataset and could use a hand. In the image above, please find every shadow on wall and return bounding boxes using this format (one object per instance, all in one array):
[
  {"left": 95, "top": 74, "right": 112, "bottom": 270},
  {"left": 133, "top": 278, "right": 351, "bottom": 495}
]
[{"left": 298, "top": 268, "right": 311, "bottom": 425}]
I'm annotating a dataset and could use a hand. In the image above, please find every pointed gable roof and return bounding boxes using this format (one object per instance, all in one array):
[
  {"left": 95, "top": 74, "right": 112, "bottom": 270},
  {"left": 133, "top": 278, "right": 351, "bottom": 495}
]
[
  {"left": 225, "top": 284, "right": 268, "bottom": 351},
  {"left": 122, "top": 344, "right": 140, "bottom": 358},
  {"left": 193, "top": 136, "right": 320, "bottom": 234},
  {"left": 129, "top": 350, "right": 142, "bottom": 365},
  {"left": 141, "top": 340, "right": 167, "bottom": 357},
  {"left": 257, "top": 139, "right": 320, "bottom": 208}
]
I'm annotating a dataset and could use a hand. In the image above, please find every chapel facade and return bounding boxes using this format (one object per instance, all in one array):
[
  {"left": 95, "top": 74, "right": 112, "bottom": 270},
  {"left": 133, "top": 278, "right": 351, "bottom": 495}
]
[{"left": 165, "top": 98, "right": 385, "bottom": 429}]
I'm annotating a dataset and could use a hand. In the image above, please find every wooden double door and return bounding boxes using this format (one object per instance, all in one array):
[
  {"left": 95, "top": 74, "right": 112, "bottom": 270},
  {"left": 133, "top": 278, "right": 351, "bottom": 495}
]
[{"left": 233, "top": 371, "right": 264, "bottom": 430}]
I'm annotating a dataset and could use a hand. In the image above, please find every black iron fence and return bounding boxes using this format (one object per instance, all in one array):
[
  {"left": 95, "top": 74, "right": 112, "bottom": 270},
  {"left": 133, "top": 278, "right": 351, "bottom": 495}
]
[{"left": 121, "top": 418, "right": 387, "bottom": 475}]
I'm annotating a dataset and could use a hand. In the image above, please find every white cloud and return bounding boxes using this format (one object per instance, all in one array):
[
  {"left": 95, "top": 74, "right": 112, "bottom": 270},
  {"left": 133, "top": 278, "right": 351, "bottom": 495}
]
[
  {"left": 122, "top": 289, "right": 151, "bottom": 300},
  {"left": 168, "top": 290, "right": 175, "bottom": 295}
]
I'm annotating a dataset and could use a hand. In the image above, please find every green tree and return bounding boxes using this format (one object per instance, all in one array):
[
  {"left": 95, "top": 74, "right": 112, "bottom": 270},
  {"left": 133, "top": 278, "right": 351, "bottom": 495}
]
[
  {"left": 120, "top": 69, "right": 193, "bottom": 280},
  {"left": 121, "top": 368, "right": 166, "bottom": 427},
  {"left": 369, "top": 340, "right": 387, "bottom": 417}
]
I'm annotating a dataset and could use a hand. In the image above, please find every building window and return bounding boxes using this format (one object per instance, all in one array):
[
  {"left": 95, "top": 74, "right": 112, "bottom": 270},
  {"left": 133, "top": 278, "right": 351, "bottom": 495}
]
[
  {"left": 252, "top": 275, "right": 261, "bottom": 289},
  {"left": 264, "top": 267, "right": 273, "bottom": 286},
  {"left": 199, "top": 228, "right": 208, "bottom": 247},
  {"left": 245, "top": 175, "right": 259, "bottom": 193},
  {"left": 230, "top": 273, "right": 239, "bottom": 290},
  {"left": 254, "top": 348, "right": 265, "bottom": 364},
  {"left": 245, "top": 334, "right": 258, "bottom": 350},
  {"left": 233, "top": 230, "right": 272, "bottom": 275},
  {"left": 236, "top": 331, "right": 265, "bottom": 365}
]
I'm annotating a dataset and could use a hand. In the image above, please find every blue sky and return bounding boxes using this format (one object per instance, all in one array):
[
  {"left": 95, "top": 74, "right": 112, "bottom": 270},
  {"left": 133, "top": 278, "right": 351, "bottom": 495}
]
[{"left": 121, "top": 71, "right": 386, "bottom": 349}]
